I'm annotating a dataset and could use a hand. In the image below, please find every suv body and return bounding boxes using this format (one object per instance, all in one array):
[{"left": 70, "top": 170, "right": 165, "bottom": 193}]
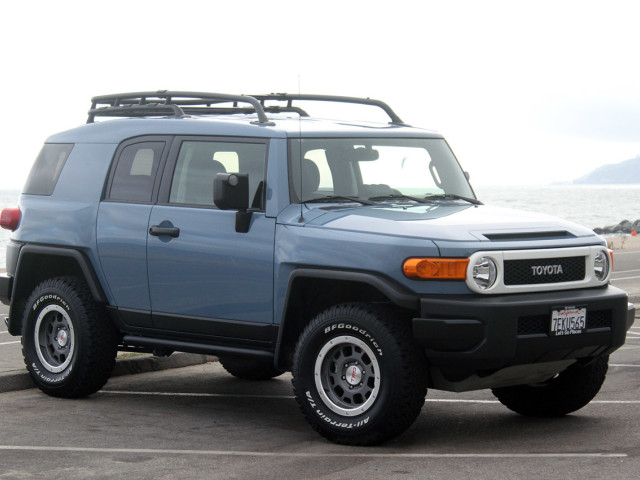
[{"left": 0, "top": 92, "right": 635, "bottom": 445}]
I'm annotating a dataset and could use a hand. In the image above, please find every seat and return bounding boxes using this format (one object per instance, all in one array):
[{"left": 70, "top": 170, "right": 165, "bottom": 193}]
[
  {"left": 301, "top": 158, "right": 321, "bottom": 199},
  {"left": 183, "top": 155, "right": 227, "bottom": 206}
]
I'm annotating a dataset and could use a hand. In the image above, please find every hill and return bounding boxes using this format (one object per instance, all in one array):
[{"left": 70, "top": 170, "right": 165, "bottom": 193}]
[{"left": 574, "top": 156, "right": 640, "bottom": 184}]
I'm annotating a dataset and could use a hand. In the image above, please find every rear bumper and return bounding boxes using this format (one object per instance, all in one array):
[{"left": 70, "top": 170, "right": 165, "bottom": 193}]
[
  {"left": 0, "top": 274, "right": 11, "bottom": 306},
  {"left": 413, "top": 285, "right": 633, "bottom": 386}
]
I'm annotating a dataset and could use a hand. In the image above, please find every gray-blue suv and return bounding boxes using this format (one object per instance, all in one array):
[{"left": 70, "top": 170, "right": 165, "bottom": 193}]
[{"left": 0, "top": 91, "right": 635, "bottom": 445}]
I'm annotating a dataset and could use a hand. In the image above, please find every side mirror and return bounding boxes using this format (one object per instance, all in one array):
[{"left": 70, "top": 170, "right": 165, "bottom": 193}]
[
  {"left": 214, "top": 173, "right": 249, "bottom": 211},
  {"left": 464, "top": 171, "right": 471, "bottom": 181},
  {"left": 213, "top": 173, "right": 253, "bottom": 233}
]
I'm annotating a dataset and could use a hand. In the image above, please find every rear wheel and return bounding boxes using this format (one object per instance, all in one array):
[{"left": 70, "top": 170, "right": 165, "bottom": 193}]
[
  {"left": 219, "top": 356, "right": 284, "bottom": 380},
  {"left": 292, "top": 303, "right": 428, "bottom": 445},
  {"left": 492, "top": 356, "right": 609, "bottom": 417},
  {"left": 22, "top": 277, "right": 118, "bottom": 398}
]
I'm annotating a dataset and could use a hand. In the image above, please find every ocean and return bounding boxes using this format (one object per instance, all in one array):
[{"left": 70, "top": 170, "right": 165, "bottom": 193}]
[{"left": 1, "top": 185, "right": 639, "bottom": 270}]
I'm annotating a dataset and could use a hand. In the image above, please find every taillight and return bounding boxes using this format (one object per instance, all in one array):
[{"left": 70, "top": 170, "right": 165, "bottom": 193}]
[{"left": 0, "top": 207, "right": 21, "bottom": 231}]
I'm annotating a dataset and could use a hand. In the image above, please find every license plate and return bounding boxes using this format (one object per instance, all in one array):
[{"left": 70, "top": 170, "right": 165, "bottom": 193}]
[{"left": 551, "top": 307, "right": 586, "bottom": 336}]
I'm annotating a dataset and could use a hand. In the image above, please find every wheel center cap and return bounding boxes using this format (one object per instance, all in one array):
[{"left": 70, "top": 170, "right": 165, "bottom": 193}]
[
  {"left": 56, "top": 330, "right": 68, "bottom": 347},
  {"left": 345, "top": 365, "right": 363, "bottom": 386}
]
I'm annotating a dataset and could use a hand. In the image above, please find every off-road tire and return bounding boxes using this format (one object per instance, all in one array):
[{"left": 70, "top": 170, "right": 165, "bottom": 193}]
[
  {"left": 21, "top": 277, "right": 118, "bottom": 398},
  {"left": 291, "top": 303, "right": 428, "bottom": 446},
  {"left": 219, "top": 356, "right": 285, "bottom": 380},
  {"left": 492, "top": 356, "right": 609, "bottom": 417}
]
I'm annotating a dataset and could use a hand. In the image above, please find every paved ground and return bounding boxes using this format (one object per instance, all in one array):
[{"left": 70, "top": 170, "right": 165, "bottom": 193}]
[
  {"left": 0, "top": 333, "right": 638, "bottom": 479},
  {"left": 609, "top": 248, "right": 640, "bottom": 303}
]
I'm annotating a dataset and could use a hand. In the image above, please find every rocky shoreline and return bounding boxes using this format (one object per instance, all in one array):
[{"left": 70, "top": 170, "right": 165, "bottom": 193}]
[{"left": 593, "top": 219, "right": 640, "bottom": 235}]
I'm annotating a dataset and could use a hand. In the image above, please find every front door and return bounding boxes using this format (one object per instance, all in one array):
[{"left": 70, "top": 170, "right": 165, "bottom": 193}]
[{"left": 147, "top": 137, "right": 275, "bottom": 338}]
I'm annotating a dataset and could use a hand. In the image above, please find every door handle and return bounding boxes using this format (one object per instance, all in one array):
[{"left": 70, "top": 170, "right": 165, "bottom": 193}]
[{"left": 149, "top": 225, "right": 180, "bottom": 238}]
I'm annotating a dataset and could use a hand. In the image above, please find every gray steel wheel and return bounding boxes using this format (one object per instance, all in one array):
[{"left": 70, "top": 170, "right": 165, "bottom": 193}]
[
  {"left": 22, "top": 277, "right": 118, "bottom": 398},
  {"left": 314, "top": 335, "right": 381, "bottom": 416},
  {"left": 34, "top": 304, "right": 76, "bottom": 373},
  {"left": 292, "top": 303, "right": 429, "bottom": 445}
]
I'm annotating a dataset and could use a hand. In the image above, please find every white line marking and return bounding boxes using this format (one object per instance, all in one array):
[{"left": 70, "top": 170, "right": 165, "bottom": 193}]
[
  {"left": 610, "top": 364, "right": 640, "bottom": 367},
  {"left": 101, "top": 391, "right": 640, "bottom": 404},
  {"left": 613, "top": 269, "right": 640, "bottom": 274},
  {"left": 0, "top": 445, "right": 626, "bottom": 458},
  {"left": 0, "top": 341, "right": 20, "bottom": 346},
  {"left": 610, "top": 276, "right": 640, "bottom": 281},
  {"left": 102, "top": 390, "right": 295, "bottom": 399}
]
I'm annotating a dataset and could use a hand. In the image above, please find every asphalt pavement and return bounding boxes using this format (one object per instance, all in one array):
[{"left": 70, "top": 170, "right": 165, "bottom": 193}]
[{"left": 0, "top": 336, "right": 638, "bottom": 479}]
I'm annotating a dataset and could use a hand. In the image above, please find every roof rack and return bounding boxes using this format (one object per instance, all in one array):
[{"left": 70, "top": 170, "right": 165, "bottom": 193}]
[
  {"left": 86, "top": 91, "right": 406, "bottom": 126},
  {"left": 251, "top": 93, "right": 406, "bottom": 125},
  {"left": 87, "top": 91, "right": 275, "bottom": 125}
]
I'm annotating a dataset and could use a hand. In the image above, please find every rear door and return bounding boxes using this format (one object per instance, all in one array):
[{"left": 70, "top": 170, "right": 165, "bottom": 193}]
[
  {"left": 97, "top": 136, "right": 169, "bottom": 327},
  {"left": 147, "top": 137, "right": 275, "bottom": 338}
]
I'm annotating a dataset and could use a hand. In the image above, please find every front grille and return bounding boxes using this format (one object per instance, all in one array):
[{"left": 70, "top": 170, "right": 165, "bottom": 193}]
[
  {"left": 517, "top": 309, "right": 612, "bottom": 335},
  {"left": 504, "top": 256, "right": 585, "bottom": 286}
]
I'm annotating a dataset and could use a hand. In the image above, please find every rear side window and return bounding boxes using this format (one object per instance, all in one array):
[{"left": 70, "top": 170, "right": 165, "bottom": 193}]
[
  {"left": 23, "top": 144, "right": 74, "bottom": 195},
  {"left": 108, "top": 142, "right": 164, "bottom": 203}
]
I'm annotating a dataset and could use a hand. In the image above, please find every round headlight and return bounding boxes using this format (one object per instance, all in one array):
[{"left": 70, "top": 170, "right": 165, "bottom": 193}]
[
  {"left": 593, "top": 250, "right": 610, "bottom": 281},
  {"left": 472, "top": 257, "right": 497, "bottom": 290}
]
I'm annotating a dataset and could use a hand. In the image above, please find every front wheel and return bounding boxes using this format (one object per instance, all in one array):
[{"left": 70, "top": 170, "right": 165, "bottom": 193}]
[
  {"left": 292, "top": 303, "right": 428, "bottom": 445},
  {"left": 22, "top": 277, "right": 118, "bottom": 398},
  {"left": 492, "top": 356, "right": 609, "bottom": 417}
]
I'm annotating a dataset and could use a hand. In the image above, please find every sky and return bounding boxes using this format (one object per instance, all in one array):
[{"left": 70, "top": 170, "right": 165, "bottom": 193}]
[{"left": 1, "top": 0, "right": 639, "bottom": 189}]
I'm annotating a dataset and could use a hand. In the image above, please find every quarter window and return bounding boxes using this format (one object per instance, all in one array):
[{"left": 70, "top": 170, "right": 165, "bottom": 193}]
[{"left": 23, "top": 144, "right": 74, "bottom": 196}]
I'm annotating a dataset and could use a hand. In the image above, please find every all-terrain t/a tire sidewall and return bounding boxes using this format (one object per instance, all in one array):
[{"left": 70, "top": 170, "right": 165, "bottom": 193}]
[
  {"left": 22, "top": 277, "right": 116, "bottom": 397},
  {"left": 292, "top": 304, "right": 427, "bottom": 445}
]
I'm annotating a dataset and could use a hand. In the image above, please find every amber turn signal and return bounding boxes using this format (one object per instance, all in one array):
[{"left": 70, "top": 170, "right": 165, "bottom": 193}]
[{"left": 403, "top": 258, "right": 469, "bottom": 280}]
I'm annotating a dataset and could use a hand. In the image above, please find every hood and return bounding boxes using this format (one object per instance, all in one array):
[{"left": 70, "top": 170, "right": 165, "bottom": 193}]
[{"left": 301, "top": 203, "right": 597, "bottom": 244}]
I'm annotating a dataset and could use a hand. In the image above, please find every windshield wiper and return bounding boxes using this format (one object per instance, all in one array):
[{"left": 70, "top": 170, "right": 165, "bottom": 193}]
[
  {"left": 423, "top": 193, "right": 483, "bottom": 205},
  {"left": 368, "top": 194, "right": 428, "bottom": 204},
  {"left": 304, "top": 195, "right": 376, "bottom": 206}
]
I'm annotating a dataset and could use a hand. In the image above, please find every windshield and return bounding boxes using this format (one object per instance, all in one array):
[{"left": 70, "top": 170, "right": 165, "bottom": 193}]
[{"left": 289, "top": 138, "right": 475, "bottom": 203}]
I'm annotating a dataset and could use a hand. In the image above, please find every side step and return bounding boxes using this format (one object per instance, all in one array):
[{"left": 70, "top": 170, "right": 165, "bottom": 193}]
[{"left": 122, "top": 335, "right": 274, "bottom": 361}]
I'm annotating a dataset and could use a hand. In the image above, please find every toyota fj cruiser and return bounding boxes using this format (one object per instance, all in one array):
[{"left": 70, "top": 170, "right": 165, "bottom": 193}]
[{"left": 0, "top": 91, "right": 635, "bottom": 445}]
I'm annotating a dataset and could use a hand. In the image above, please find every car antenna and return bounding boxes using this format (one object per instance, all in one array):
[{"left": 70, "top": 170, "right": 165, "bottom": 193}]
[{"left": 297, "top": 74, "right": 305, "bottom": 223}]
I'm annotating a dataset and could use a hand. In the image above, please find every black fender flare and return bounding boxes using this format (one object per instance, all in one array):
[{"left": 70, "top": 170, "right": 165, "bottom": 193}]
[
  {"left": 7, "top": 245, "right": 107, "bottom": 335},
  {"left": 274, "top": 268, "right": 418, "bottom": 367}
]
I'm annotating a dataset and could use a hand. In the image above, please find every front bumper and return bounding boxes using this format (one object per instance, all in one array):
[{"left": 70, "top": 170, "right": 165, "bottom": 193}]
[{"left": 413, "top": 285, "right": 633, "bottom": 383}]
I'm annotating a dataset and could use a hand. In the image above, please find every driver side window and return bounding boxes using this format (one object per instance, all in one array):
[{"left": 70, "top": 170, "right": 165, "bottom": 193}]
[{"left": 169, "top": 140, "right": 267, "bottom": 208}]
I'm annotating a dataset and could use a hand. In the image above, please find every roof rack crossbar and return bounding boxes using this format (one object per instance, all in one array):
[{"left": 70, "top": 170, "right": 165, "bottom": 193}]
[
  {"left": 88, "top": 104, "right": 186, "bottom": 122},
  {"left": 178, "top": 106, "right": 309, "bottom": 116},
  {"left": 87, "top": 90, "right": 275, "bottom": 125},
  {"left": 250, "top": 93, "right": 406, "bottom": 125}
]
